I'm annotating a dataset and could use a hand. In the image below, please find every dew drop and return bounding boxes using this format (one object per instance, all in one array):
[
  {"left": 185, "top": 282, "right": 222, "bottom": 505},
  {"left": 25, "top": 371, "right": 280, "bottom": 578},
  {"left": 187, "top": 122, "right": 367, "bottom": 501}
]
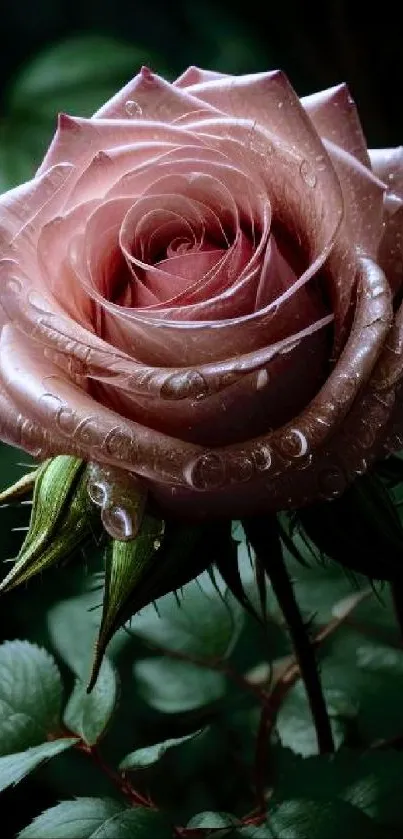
[
  {"left": 299, "top": 159, "right": 317, "bottom": 188},
  {"left": 184, "top": 452, "right": 226, "bottom": 490},
  {"left": 252, "top": 444, "right": 272, "bottom": 471},
  {"left": 56, "top": 407, "right": 77, "bottom": 436},
  {"left": 87, "top": 478, "right": 109, "bottom": 507},
  {"left": 101, "top": 505, "right": 134, "bottom": 541},
  {"left": 279, "top": 428, "right": 309, "bottom": 458},
  {"left": 39, "top": 392, "right": 64, "bottom": 416},
  {"left": 160, "top": 370, "right": 209, "bottom": 400},
  {"left": 75, "top": 418, "right": 98, "bottom": 445},
  {"left": 125, "top": 100, "right": 142, "bottom": 117},
  {"left": 103, "top": 428, "right": 139, "bottom": 462},
  {"left": 228, "top": 454, "right": 254, "bottom": 483}
]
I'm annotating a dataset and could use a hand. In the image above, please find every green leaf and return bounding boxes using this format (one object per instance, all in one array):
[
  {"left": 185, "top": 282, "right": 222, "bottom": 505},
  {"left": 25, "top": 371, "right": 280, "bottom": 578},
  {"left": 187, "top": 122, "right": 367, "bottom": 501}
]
[
  {"left": 129, "top": 569, "right": 244, "bottom": 659},
  {"left": 276, "top": 681, "right": 356, "bottom": 757},
  {"left": 134, "top": 657, "right": 226, "bottom": 714},
  {"left": 187, "top": 811, "right": 238, "bottom": 829},
  {"left": 0, "top": 640, "right": 63, "bottom": 753},
  {"left": 239, "top": 826, "right": 272, "bottom": 838},
  {"left": 8, "top": 36, "right": 166, "bottom": 116},
  {"left": 266, "top": 798, "right": 381, "bottom": 838},
  {"left": 272, "top": 748, "right": 403, "bottom": 829},
  {"left": 47, "top": 593, "right": 100, "bottom": 678},
  {"left": 281, "top": 542, "right": 369, "bottom": 626},
  {"left": 0, "top": 738, "right": 78, "bottom": 794},
  {"left": 320, "top": 633, "right": 403, "bottom": 744},
  {"left": 63, "top": 657, "right": 117, "bottom": 746},
  {"left": 119, "top": 730, "right": 203, "bottom": 770},
  {"left": 18, "top": 798, "right": 172, "bottom": 838}
]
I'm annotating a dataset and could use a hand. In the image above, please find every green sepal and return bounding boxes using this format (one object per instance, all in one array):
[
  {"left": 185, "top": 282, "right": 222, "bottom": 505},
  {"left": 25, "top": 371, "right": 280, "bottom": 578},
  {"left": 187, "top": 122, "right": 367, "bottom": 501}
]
[
  {"left": 296, "top": 471, "right": 403, "bottom": 580},
  {"left": 0, "top": 456, "right": 98, "bottom": 592},
  {"left": 0, "top": 470, "right": 39, "bottom": 504},
  {"left": 88, "top": 520, "right": 232, "bottom": 690},
  {"left": 88, "top": 513, "right": 165, "bottom": 690}
]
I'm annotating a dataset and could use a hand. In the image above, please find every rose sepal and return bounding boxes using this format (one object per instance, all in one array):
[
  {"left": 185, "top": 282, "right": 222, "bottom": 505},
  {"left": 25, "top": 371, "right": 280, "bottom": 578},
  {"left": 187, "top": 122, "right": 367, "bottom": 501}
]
[
  {"left": 88, "top": 519, "right": 235, "bottom": 690},
  {"left": 0, "top": 455, "right": 99, "bottom": 592},
  {"left": 293, "top": 471, "right": 403, "bottom": 580}
]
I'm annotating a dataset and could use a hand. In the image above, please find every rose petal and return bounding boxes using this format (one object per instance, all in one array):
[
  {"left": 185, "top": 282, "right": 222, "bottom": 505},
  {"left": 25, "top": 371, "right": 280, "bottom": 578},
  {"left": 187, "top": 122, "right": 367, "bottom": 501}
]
[
  {"left": 0, "top": 164, "right": 74, "bottom": 256},
  {"left": 94, "top": 67, "right": 222, "bottom": 122},
  {"left": 95, "top": 323, "right": 330, "bottom": 446},
  {"left": 37, "top": 115, "right": 205, "bottom": 178},
  {"left": 369, "top": 147, "right": 403, "bottom": 200},
  {"left": 174, "top": 66, "right": 229, "bottom": 88},
  {"left": 302, "top": 84, "right": 370, "bottom": 167},
  {"left": 0, "top": 325, "right": 200, "bottom": 486}
]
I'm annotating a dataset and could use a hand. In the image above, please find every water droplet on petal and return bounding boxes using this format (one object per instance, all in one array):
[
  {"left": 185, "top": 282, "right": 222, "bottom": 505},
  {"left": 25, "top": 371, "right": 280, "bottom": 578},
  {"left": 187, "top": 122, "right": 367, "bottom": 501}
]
[
  {"left": 125, "top": 100, "right": 142, "bottom": 117},
  {"left": 87, "top": 479, "right": 109, "bottom": 507},
  {"left": 103, "top": 428, "right": 139, "bottom": 462},
  {"left": 101, "top": 505, "right": 134, "bottom": 541},
  {"left": 184, "top": 452, "right": 226, "bottom": 490},
  {"left": 56, "top": 407, "right": 77, "bottom": 436},
  {"left": 252, "top": 444, "right": 272, "bottom": 471},
  {"left": 160, "top": 370, "right": 209, "bottom": 400},
  {"left": 228, "top": 454, "right": 254, "bottom": 483},
  {"left": 279, "top": 428, "right": 309, "bottom": 458}
]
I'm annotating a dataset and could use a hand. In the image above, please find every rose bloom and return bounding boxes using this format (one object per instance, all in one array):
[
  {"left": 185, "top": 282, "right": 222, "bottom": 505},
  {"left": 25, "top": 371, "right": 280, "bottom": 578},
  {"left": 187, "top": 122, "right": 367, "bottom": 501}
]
[{"left": 0, "top": 66, "right": 402, "bottom": 520}]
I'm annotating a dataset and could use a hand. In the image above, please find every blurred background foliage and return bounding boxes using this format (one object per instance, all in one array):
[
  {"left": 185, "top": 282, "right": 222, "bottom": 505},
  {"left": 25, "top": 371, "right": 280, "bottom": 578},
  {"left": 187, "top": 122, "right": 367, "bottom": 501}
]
[{"left": 0, "top": 2, "right": 402, "bottom": 836}]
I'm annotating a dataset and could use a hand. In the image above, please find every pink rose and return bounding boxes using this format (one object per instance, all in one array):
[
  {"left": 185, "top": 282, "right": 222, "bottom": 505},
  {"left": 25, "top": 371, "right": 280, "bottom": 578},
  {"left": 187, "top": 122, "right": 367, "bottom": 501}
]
[{"left": 0, "top": 66, "right": 402, "bottom": 518}]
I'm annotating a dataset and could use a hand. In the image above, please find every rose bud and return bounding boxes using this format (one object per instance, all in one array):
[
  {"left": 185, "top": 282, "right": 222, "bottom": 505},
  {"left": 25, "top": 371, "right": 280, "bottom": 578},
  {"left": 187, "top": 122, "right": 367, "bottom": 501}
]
[{"left": 0, "top": 67, "right": 402, "bottom": 521}]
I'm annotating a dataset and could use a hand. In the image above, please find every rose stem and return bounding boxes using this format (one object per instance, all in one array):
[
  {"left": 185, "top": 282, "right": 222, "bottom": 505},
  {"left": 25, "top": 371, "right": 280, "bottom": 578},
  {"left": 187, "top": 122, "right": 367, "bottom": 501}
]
[
  {"left": 390, "top": 580, "right": 403, "bottom": 645},
  {"left": 242, "top": 516, "right": 335, "bottom": 756}
]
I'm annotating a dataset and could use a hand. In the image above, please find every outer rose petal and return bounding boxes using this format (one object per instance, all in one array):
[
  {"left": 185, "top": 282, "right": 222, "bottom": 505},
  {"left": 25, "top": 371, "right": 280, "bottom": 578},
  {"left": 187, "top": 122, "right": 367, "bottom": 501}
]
[
  {"left": 174, "top": 66, "right": 229, "bottom": 88},
  {"left": 369, "top": 147, "right": 403, "bottom": 297},
  {"left": 94, "top": 67, "right": 222, "bottom": 122},
  {"left": 302, "top": 84, "right": 370, "bottom": 167},
  {"left": 369, "top": 147, "right": 403, "bottom": 199},
  {"left": 0, "top": 164, "right": 74, "bottom": 251},
  {"left": 37, "top": 115, "right": 207, "bottom": 178}
]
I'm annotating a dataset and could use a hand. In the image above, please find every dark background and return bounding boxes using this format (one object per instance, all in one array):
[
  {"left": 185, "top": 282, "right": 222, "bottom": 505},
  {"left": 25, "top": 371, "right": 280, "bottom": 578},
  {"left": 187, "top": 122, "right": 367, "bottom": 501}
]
[{"left": 0, "top": 0, "right": 401, "bottom": 147}]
